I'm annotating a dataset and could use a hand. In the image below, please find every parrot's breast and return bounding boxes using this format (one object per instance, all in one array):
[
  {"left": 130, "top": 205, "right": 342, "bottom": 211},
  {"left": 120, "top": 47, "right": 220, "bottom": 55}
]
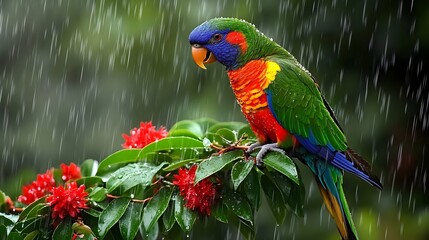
[
  {"left": 227, "top": 60, "right": 280, "bottom": 114},
  {"left": 227, "top": 59, "right": 295, "bottom": 146}
]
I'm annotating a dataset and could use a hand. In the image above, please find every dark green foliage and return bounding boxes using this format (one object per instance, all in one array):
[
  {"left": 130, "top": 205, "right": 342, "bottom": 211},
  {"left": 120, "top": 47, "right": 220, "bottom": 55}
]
[{"left": 0, "top": 119, "right": 304, "bottom": 239}]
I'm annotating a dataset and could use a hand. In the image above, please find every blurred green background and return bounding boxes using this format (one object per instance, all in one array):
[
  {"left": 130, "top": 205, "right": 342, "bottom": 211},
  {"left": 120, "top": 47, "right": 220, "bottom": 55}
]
[{"left": 1, "top": 0, "right": 428, "bottom": 239}]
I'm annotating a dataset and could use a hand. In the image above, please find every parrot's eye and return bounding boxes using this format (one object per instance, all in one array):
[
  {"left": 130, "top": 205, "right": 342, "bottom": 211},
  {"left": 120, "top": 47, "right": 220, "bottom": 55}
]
[
  {"left": 192, "top": 43, "right": 201, "bottom": 48},
  {"left": 210, "top": 33, "right": 223, "bottom": 43}
]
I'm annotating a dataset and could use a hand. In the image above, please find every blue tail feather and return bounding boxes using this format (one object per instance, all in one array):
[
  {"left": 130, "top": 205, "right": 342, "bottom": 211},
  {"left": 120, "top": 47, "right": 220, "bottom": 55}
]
[{"left": 295, "top": 135, "right": 382, "bottom": 189}]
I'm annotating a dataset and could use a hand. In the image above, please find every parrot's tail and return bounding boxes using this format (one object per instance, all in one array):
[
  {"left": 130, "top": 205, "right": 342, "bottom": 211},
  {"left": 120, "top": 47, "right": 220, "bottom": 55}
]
[
  {"left": 315, "top": 177, "right": 358, "bottom": 240},
  {"left": 299, "top": 151, "right": 359, "bottom": 240}
]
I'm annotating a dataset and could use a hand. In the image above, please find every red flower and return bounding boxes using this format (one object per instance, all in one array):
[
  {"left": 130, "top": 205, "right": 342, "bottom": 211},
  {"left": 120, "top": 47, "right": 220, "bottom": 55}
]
[
  {"left": 122, "top": 121, "right": 168, "bottom": 149},
  {"left": 18, "top": 170, "right": 55, "bottom": 205},
  {"left": 61, "top": 163, "right": 82, "bottom": 182},
  {"left": 46, "top": 182, "right": 88, "bottom": 220},
  {"left": 173, "top": 165, "right": 217, "bottom": 215}
]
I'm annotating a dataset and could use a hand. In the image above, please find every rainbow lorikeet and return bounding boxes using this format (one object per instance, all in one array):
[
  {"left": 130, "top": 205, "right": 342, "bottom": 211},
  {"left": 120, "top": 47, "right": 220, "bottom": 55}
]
[{"left": 189, "top": 18, "right": 382, "bottom": 240}]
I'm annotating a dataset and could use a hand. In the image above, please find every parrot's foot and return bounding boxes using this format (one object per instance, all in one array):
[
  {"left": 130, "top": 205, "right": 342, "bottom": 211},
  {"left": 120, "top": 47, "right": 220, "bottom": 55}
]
[
  {"left": 247, "top": 143, "right": 285, "bottom": 166},
  {"left": 246, "top": 142, "right": 263, "bottom": 154}
]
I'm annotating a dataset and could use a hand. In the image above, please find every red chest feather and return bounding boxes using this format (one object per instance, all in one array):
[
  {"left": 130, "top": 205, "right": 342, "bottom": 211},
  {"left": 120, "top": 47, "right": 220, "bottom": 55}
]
[{"left": 227, "top": 60, "right": 295, "bottom": 146}]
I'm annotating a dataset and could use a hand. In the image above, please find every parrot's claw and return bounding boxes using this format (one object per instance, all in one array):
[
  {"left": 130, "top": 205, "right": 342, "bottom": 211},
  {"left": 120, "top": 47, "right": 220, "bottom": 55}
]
[
  {"left": 246, "top": 142, "right": 262, "bottom": 154},
  {"left": 247, "top": 143, "right": 285, "bottom": 166}
]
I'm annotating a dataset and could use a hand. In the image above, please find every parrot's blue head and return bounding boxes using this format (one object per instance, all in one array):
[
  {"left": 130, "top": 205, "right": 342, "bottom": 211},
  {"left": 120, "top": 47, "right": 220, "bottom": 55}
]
[{"left": 189, "top": 18, "right": 259, "bottom": 70}]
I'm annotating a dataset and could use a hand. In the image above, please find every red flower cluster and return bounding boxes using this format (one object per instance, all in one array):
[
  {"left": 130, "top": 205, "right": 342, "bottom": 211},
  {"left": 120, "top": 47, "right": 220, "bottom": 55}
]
[
  {"left": 18, "top": 163, "right": 83, "bottom": 205},
  {"left": 173, "top": 165, "right": 217, "bottom": 215},
  {"left": 122, "top": 121, "right": 168, "bottom": 149},
  {"left": 61, "top": 163, "right": 82, "bottom": 181},
  {"left": 46, "top": 182, "right": 88, "bottom": 220},
  {"left": 17, "top": 170, "right": 55, "bottom": 205}
]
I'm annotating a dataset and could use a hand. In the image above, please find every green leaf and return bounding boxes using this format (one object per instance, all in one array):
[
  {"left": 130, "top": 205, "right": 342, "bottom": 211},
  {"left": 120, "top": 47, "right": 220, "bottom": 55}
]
[
  {"left": 286, "top": 173, "right": 305, "bottom": 217},
  {"left": 140, "top": 221, "right": 159, "bottom": 240},
  {"left": 263, "top": 152, "right": 299, "bottom": 184},
  {"left": 162, "top": 202, "right": 175, "bottom": 232},
  {"left": 53, "top": 217, "right": 73, "bottom": 240},
  {"left": 106, "top": 162, "right": 166, "bottom": 193},
  {"left": 229, "top": 215, "right": 255, "bottom": 240},
  {"left": 195, "top": 150, "right": 243, "bottom": 184},
  {"left": 194, "top": 118, "right": 218, "bottom": 132},
  {"left": 174, "top": 195, "right": 196, "bottom": 232},
  {"left": 0, "top": 225, "right": 7, "bottom": 239},
  {"left": 119, "top": 201, "right": 144, "bottom": 240},
  {"left": 19, "top": 197, "right": 46, "bottom": 221},
  {"left": 231, "top": 160, "right": 254, "bottom": 190},
  {"left": 238, "top": 125, "right": 256, "bottom": 139},
  {"left": 0, "top": 212, "right": 19, "bottom": 225},
  {"left": 83, "top": 208, "right": 102, "bottom": 218},
  {"left": 80, "top": 159, "right": 98, "bottom": 177},
  {"left": 98, "top": 197, "right": 131, "bottom": 238},
  {"left": 25, "top": 203, "right": 49, "bottom": 219},
  {"left": 144, "top": 153, "right": 173, "bottom": 165},
  {"left": 261, "top": 175, "right": 287, "bottom": 224},
  {"left": 240, "top": 169, "right": 261, "bottom": 211},
  {"left": 23, "top": 230, "right": 38, "bottom": 240},
  {"left": 207, "top": 122, "right": 247, "bottom": 133},
  {"left": 143, "top": 187, "right": 173, "bottom": 231},
  {"left": 6, "top": 232, "right": 22, "bottom": 240},
  {"left": 76, "top": 176, "right": 103, "bottom": 188},
  {"left": 213, "top": 128, "right": 237, "bottom": 145},
  {"left": 211, "top": 200, "right": 228, "bottom": 223},
  {"left": 162, "top": 158, "right": 198, "bottom": 172},
  {"left": 97, "top": 137, "right": 205, "bottom": 176},
  {"left": 72, "top": 221, "right": 94, "bottom": 236},
  {"left": 0, "top": 212, "right": 18, "bottom": 236},
  {"left": 224, "top": 192, "right": 253, "bottom": 224},
  {"left": 88, "top": 187, "right": 107, "bottom": 202},
  {"left": 169, "top": 120, "right": 204, "bottom": 139},
  {"left": 12, "top": 216, "right": 46, "bottom": 234}
]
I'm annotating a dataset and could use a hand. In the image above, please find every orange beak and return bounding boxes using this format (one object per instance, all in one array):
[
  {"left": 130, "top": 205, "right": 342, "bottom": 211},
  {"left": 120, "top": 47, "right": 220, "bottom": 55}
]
[{"left": 191, "top": 45, "right": 217, "bottom": 69}]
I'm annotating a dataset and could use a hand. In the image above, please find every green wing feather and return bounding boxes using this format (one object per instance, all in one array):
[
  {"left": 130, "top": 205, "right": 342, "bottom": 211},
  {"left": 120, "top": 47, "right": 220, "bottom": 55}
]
[{"left": 266, "top": 56, "right": 347, "bottom": 151}]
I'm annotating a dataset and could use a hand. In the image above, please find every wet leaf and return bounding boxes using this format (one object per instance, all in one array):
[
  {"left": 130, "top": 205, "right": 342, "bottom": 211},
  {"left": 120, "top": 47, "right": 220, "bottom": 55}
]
[
  {"left": 12, "top": 216, "right": 46, "bottom": 234},
  {"left": 97, "top": 137, "right": 204, "bottom": 176},
  {"left": 163, "top": 158, "right": 198, "bottom": 172},
  {"left": 229, "top": 215, "right": 255, "bottom": 240},
  {"left": 261, "top": 175, "right": 287, "bottom": 224},
  {"left": 88, "top": 186, "right": 107, "bottom": 202},
  {"left": 23, "top": 230, "right": 38, "bottom": 240},
  {"left": 213, "top": 128, "right": 237, "bottom": 145},
  {"left": 25, "top": 204, "right": 49, "bottom": 219},
  {"left": 139, "top": 221, "right": 159, "bottom": 240},
  {"left": 195, "top": 150, "right": 243, "bottom": 184},
  {"left": 238, "top": 125, "right": 256, "bottom": 139},
  {"left": 83, "top": 208, "right": 102, "bottom": 218},
  {"left": 263, "top": 152, "right": 299, "bottom": 184},
  {"left": 19, "top": 197, "right": 46, "bottom": 221},
  {"left": 119, "top": 201, "right": 144, "bottom": 240},
  {"left": 106, "top": 162, "right": 166, "bottom": 193},
  {"left": 207, "top": 122, "right": 247, "bottom": 133},
  {"left": 169, "top": 120, "right": 204, "bottom": 139},
  {"left": 52, "top": 217, "right": 73, "bottom": 240},
  {"left": 174, "top": 195, "right": 196, "bottom": 232},
  {"left": 224, "top": 192, "right": 253, "bottom": 224},
  {"left": 80, "top": 159, "right": 98, "bottom": 177},
  {"left": 143, "top": 187, "right": 173, "bottom": 231},
  {"left": 231, "top": 160, "right": 254, "bottom": 190},
  {"left": 211, "top": 200, "right": 228, "bottom": 223},
  {"left": 162, "top": 201, "right": 176, "bottom": 232},
  {"left": 240, "top": 169, "right": 261, "bottom": 211},
  {"left": 75, "top": 176, "right": 103, "bottom": 188},
  {"left": 98, "top": 197, "right": 130, "bottom": 238}
]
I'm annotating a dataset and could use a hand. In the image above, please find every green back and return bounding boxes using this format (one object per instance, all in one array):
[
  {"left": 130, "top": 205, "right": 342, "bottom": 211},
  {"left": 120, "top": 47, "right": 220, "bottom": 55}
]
[{"left": 265, "top": 56, "right": 347, "bottom": 151}]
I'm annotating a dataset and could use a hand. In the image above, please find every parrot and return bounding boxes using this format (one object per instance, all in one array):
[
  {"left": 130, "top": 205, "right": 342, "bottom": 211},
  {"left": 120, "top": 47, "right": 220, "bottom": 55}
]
[{"left": 189, "top": 18, "right": 382, "bottom": 240}]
